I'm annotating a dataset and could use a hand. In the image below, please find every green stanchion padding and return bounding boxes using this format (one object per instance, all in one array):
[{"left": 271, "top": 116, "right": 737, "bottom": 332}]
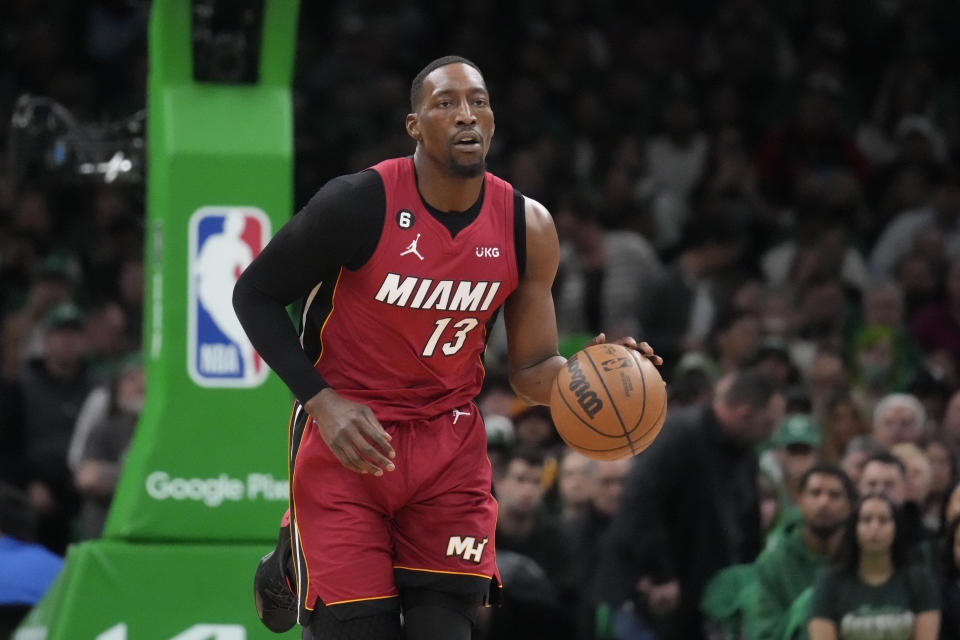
[
  {"left": 15, "top": 2, "right": 300, "bottom": 636},
  {"left": 105, "top": 0, "right": 299, "bottom": 543},
  {"left": 13, "top": 540, "right": 296, "bottom": 639}
]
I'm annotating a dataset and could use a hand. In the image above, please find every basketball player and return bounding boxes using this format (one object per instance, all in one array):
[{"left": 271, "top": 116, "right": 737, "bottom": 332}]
[{"left": 233, "top": 55, "right": 661, "bottom": 640}]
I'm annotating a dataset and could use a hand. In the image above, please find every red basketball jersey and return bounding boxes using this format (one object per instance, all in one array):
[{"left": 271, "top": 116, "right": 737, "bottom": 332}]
[{"left": 313, "top": 158, "right": 520, "bottom": 422}]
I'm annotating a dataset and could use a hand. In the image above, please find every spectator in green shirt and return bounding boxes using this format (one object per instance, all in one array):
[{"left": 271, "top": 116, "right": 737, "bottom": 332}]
[
  {"left": 809, "top": 494, "right": 940, "bottom": 640},
  {"left": 747, "top": 463, "right": 855, "bottom": 640}
]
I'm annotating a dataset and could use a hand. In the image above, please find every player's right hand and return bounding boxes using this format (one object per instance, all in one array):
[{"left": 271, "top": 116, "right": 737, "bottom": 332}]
[
  {"left": 304, "top": 388, "right": 396, "bottom": 476},
  {"left": 586, "top": 333, "right": 664, "bottom": 367}
]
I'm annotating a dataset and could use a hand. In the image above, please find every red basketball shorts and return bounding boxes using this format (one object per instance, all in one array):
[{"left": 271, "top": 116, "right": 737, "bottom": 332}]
[{"left": 288, "top": 402, "right": 501, "bottom": 623}]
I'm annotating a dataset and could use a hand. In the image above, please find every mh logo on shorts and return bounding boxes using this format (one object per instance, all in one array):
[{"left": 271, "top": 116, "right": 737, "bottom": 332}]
[
  {"left": 446, "top": 535, "right": 488, "bottom": 564},
  {"left": 188, "top": 206, "right": 271, "bottom": 388}
]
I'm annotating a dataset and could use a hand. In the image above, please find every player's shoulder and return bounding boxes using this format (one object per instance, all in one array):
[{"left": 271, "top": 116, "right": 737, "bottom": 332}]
[
  {"left": 304, "top": 169, "right": 385, "bottom": 216},
  {"left": 520, "top": 194, "right": 555, "bottom": 233},
  {"left": 514, "top": 193, "right": 558, "bottom": 278},
  {"left": 520, "top": 193, "right": 549, "bottom": 217},
  {"left": 323, "top": 168, "right": 384, "bottom": 195}
]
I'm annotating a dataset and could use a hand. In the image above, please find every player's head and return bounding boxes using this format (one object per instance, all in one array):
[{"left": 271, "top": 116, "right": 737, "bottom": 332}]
[{"left": 406, "top": 55, "right": 493, "bottom": 179}]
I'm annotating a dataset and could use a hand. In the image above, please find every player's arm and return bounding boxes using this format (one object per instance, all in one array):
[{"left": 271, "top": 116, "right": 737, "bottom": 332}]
[
  {"left": 233, "top": 172, "right": 395, "bottom": 475},
  {"left": 502, "top": 197, "right": 566, "bottom": 406},
  {"left": 504, "top": 198, "right": 661, "bottom": 407},
  {"left": 233, "top": 176, "right": 367, "bottom": 402}
]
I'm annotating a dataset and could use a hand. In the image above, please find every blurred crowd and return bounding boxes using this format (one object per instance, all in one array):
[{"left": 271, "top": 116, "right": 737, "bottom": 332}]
[{"left": 1, "top": 0, "right": 960, "bottom": 638}]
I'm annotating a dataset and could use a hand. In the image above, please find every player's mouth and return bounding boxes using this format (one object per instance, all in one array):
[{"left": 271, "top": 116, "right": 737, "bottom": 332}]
[{"left": 452, "top": 131, "right": 482, "bottom": 150}]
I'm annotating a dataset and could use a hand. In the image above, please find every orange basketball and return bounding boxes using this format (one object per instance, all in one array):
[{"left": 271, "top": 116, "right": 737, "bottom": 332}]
[{"left": 549, "top": 343, "right": 667, "bottom": 460}]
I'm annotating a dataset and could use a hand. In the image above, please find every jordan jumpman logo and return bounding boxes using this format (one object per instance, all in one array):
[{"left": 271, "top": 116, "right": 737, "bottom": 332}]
[
  {"left": 452, "top": 408, "right": 472, "bottom": 424},
  {"left": 401, "top": 233, "right": 425, "bottom": 261}
]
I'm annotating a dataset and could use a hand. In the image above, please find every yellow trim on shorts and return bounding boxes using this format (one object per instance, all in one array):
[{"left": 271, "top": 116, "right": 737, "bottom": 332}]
[
  {"left": 393, "top": 565, "right": 493, "bottom": 580},
  {"left": 325, "top": 593, "right": 399, "bottom": 606}
]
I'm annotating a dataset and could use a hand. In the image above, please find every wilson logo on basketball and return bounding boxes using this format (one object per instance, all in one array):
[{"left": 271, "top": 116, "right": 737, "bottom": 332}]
[
  {"left": 550, "top": 343, "right": 668, "bottom": 461},
  {"left": 602, "top": 357, "right": 636, "bottom": 395},
  {"left": 566, "top": 356, "right": 604, "bottom": 418},
  {"left": 601, "top": 356, "right": 632, "bottom": 372}
]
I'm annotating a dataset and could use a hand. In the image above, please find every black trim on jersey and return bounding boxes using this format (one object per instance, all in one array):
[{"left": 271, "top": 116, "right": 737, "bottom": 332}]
[
  {"left": 288, "top": 404, "right": 309, "bottom": 491},
  {"left": 512, "top": 189, "right": 526, "bottom": 278},
  {"left": 299, "top": 282, "right": 335, "bottom": 365},
  {"left": 417, "top": 174, "right": 485, "bottom": 239}
]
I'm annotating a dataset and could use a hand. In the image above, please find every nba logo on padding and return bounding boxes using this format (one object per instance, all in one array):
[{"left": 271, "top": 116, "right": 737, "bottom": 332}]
[{"left": 188, "top": 207, "right": 271, "bottom": 387}]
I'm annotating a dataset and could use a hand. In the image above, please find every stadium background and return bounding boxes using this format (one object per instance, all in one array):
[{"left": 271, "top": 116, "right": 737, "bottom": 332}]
[{"left": 1, "top": 0, "right": 960, "bottom": 638}]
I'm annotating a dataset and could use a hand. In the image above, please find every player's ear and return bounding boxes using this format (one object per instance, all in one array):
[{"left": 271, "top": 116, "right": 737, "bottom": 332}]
[{"left": 406, "top": 113, "right": 421, "bottom": 142}]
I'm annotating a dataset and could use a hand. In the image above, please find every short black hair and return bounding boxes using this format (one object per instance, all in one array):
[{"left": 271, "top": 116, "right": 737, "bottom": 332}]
[
  {"left": 862, "top": 451, "right": 907, "bottom": 477},
  {"left": 496, "top": 445, "right": 546, "bottom": 478},
  {"left": 799, "top": 462, "right": 856, "bottom": 503},
  {"left": 722, "top": 367, "right": 781, "bottom": 409},
  {"left": 410, "top": 55, "right": 483, "bottom": 111}
]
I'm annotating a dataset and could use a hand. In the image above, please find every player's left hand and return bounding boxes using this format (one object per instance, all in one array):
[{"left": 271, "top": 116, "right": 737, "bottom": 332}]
[{"left": 587, "top": 333, "right": 663, "bottom": 367}]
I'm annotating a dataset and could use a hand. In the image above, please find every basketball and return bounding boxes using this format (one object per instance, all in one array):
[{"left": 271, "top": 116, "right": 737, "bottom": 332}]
[{"left": 549, "top": 343, "right": 667, "bottom": 461}]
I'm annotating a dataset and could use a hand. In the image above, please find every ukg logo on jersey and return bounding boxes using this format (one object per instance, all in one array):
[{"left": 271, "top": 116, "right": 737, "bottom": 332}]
[{"left": 188, "top": 207, "right": 270, "bottom": 387}]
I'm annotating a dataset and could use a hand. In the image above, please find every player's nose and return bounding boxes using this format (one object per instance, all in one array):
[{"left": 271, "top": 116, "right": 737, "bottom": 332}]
[{"left": 455, "top": 99, "right": 477, "bottom": 125}]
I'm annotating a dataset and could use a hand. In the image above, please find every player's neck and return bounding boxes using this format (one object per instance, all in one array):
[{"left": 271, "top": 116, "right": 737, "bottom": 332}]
[{"left": 413, "top": 152, "right": 484, "bottom": 213}]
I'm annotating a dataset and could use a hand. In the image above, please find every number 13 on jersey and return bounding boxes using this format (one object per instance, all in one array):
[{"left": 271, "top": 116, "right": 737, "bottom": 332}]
[{"left": 422, "top": 317, "right": 479, "bottom": 357}]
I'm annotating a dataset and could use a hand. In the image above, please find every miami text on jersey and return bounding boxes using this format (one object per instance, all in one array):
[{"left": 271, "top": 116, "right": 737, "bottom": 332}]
[{"left": 374, "top": 273, "right": 502, "bottom": 312}]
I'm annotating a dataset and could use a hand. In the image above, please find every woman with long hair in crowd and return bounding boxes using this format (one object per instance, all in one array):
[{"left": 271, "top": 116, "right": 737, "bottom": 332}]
[
  {"left": 820, "top": 391, "right": 871, "bottom": 464},
  {"left": 808, "top": 493, "right": 940, "bottom": 639}
]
